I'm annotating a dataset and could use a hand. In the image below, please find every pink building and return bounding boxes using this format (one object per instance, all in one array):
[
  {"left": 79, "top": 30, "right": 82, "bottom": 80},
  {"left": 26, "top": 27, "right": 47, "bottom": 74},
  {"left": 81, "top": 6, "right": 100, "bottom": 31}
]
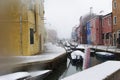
[
  {"left": 89, "top": 16, "right": 103, "bottom": 45},
  {"left": 102, "top": 13, "right": 113, "bottom": 46}
]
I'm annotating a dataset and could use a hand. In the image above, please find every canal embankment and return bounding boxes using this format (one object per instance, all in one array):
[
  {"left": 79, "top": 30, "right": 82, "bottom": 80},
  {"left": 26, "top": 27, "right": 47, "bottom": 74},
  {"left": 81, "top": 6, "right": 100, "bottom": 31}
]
[
  {"left": 0, "top": 43, "right": 67, "bottom": 79},
  {"left": 61, "top": 61, "right": 120, "bottom": 80}
]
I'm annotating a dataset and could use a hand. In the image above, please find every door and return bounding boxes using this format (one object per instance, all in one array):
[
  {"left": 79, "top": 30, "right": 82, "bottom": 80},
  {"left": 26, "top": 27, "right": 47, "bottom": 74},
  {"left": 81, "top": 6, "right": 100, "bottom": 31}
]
[{"left": 113, "top": 33, "right": 116, "bottom": 46}]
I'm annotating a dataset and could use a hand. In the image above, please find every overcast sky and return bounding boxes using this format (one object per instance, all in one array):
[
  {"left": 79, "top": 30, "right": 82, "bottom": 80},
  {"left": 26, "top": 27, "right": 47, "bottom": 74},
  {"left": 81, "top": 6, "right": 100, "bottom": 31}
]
[{"left": 44, "top": 0, "right": 112, "bottom": 39}]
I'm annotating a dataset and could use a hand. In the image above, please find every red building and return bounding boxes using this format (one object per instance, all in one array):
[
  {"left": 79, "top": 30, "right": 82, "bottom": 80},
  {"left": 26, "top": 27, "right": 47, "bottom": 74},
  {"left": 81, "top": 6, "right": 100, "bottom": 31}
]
[
  {"left": 102, "top": 13, "right": 113, "bottom": 46},
  {"left": 89, "top": 16, "right": 102, "bottom": 45}
]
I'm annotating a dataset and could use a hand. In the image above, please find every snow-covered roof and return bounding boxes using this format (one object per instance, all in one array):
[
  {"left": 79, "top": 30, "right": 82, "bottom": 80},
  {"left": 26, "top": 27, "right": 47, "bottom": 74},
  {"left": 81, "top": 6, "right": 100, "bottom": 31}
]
[
  {"left": 71, "top": 50, "right": 84, "bottom": 59},
  {"left": 62, "top": 61, "right": 120, "bottom": 80}
]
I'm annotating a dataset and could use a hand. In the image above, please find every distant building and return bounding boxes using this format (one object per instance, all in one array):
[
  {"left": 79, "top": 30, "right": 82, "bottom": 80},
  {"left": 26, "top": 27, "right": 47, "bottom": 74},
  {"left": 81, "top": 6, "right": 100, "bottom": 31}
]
[
  {"left": 112, "top": 0, "right": 120, "bottom": 46},
  {"left": 0, "top": 0, "right": 45, "bottom": 56},
  {"left": 77, "top": 16, "right": 87, "bottom": 44},
  {"left": 102, "top": 13, "right": 113, "bottom": 46},
  {"left": 71, "top": 27, "right": 77, "bottom": 42},
  {"left": 47, "top": 29, "right": 58, "bottom": 44},
  {"left": 86, "top": 21, "right": 92, "bottom": 44}
]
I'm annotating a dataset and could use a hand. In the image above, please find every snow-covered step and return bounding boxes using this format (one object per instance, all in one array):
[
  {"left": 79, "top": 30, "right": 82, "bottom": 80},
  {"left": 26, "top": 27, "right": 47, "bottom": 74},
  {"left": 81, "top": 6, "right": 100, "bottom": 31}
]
[
  {"left": 0, "top": 72, "right": 30, "bottom": 80},
  {"left": 62, "top": 61, "right": 120, "bottom": 80},
  {"left": 0, "top": 70, "right": 51, "bottom": 80},
  {"left": 95, "top": 52, "right": 115, "bottom": 60}
]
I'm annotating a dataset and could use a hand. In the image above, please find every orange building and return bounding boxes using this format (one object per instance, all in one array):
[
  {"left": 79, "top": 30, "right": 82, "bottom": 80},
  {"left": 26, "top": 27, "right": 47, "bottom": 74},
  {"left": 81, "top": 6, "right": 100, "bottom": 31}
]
[{"left": 112, "top": 0, "right": 120, "bottom": 46}]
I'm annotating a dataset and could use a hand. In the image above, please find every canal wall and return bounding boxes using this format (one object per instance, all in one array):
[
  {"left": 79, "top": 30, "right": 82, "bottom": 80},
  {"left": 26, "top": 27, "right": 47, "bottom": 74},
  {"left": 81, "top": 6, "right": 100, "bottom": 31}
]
[
  {"left": 0, "top": 50, "right": 67, "bottom": 76},
  {"left": 45, "top": 53, "right": 67, "bottom": 70},
  {"left": 91, "top": 48, "right": 120, "bottom": 60},
  {"left": 14, "top": 53, "right": 67, "bottom": 72},
  {"left": 104, "top": 69, "right": 120, "bottom": 80}
]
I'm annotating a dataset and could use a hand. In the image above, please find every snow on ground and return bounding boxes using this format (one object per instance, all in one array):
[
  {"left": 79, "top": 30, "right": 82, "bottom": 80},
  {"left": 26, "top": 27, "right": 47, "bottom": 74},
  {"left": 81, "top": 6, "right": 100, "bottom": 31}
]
[
  {"left": 76, "top": 45, "right": 85, "bottom": 49},
  {"left": 0, "top": 70, "right": 51, "bottom": 80},
  {"left": 0, "top": 72, "right": 30, "bottom": 80},
  {"left": 61, "top": 61, "right": 120, "bottom": 80},
  {"left": 44, "top": 42, "right": 65, "bottom": 53},
  {"left": 0, "top": 42, "right": 65, "bottom": 75},
  {"left": 29, "top": 70, "right": 51, "bottom": 77}
]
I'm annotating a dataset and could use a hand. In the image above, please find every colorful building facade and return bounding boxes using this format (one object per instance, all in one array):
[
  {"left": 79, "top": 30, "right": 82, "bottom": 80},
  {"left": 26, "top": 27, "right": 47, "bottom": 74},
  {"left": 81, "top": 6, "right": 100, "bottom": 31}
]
[
  {"left": 86, "top": 21, "right": 91, "bottom": 44},
  {"left": 87, "top": 16, "right": 102, "bottom": 45},
  {"left": 0, "top": 0, "right": 45, "bottom": 56},
  {"left": 71, "top": 27, "right": 77, "bottom": 42},
  {"left": 102, "top": 13, "right": 113, "bottom": 46}
]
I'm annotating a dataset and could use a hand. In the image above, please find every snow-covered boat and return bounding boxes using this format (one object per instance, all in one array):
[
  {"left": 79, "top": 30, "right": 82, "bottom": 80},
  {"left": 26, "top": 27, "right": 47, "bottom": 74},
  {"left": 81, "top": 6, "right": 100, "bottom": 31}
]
[
  {"left": 70, "top": 50, "right": 84, "bottom": 65},
  {"left": 95, "top": 52, "right": 115, "bottom": 60}
]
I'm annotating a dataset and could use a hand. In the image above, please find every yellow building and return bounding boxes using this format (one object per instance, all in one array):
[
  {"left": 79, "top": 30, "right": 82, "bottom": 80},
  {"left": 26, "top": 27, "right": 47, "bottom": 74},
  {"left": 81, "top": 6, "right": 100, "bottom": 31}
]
[{"left": 0, "top": 0, "right": 45, "bottom": 56}]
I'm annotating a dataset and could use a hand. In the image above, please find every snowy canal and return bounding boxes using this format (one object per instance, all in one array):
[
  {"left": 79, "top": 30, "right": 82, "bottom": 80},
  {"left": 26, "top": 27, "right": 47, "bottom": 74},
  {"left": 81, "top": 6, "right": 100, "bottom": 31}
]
[{"left": 43, "top": 53, "right": 119, "bottom": 80}]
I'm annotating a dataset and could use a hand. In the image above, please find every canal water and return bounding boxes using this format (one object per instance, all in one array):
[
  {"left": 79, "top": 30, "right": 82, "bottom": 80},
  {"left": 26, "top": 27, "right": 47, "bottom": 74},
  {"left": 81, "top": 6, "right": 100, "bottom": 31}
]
[{"left": 43, "top": 52, "right": 120, "bottom": 80}]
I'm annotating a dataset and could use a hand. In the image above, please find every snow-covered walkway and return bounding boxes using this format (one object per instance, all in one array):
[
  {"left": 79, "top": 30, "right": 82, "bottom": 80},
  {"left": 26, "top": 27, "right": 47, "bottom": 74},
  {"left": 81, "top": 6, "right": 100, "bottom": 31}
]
[
  {"left": 0, "top": 43, "right": 65, "bottom": 75},
  {"left": 77, "top": 44, "right": 120, "bottom": 53}
]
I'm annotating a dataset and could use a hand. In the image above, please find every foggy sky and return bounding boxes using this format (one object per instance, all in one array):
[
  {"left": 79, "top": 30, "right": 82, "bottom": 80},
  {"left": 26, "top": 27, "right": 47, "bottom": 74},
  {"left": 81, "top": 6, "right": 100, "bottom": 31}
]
[{"left": 44, "top": 0, "right": 112, "bottom": 39}]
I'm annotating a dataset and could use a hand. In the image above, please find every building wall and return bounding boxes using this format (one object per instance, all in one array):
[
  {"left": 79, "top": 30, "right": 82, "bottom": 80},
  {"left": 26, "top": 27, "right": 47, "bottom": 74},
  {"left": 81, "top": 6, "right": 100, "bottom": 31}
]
[
  {"left": 71, "top": 27, "right": 77, "bottom": 41},
  {"left": 112, "top": 0, "right": 120, "bottom": 46},
  {"left": 96, "top": 16, "right": 102, "bottom": 45},
  {"left": 82, "top": 26, "right": 87, "bottom": 44},
  {"left": 86, "top": 21, "right": 92, "bottom": 44},
  {"left": 102, "top": 13, "right": 113, "bottom": 46},
  {"left": 90, "top": 16, "right": 102, "bottom": 45},
  {"left": 0, "top": 0, "right": 45, "bottom": 56}
]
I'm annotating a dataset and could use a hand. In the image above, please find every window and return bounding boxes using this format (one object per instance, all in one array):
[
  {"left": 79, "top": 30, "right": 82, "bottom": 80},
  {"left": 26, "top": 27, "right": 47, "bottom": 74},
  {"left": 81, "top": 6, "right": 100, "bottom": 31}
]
[
  {"left": 106, "top": 33, "right": 109, "bottom": 39},
  {"left": 113, "top": 0, "right": 117, "bottom": 9},
  {"left": 113, "top": 16, "right": 117, "bottom": 25},
  {"left": 102, "top": 34, "right": 104, "bottom": 39},
  {"left": 30, "top": 28, "right": 34, "bottom": 44}
]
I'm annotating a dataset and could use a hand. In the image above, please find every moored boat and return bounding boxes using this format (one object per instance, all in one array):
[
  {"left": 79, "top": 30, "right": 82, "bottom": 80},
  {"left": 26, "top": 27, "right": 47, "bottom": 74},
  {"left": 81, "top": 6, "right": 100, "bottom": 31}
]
[{"left": 95, "top": 52, "right": 115, "bottom": 60}]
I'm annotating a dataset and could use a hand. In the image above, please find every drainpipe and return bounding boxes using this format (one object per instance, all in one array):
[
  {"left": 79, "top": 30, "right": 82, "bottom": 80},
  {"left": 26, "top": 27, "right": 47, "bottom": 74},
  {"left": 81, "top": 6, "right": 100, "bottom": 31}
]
[
  {"left": 20, "top": 16, "right": 23, "bottom": 55},
  {"left": 34, "top": 4, "right": 37, "bottom": 33}
]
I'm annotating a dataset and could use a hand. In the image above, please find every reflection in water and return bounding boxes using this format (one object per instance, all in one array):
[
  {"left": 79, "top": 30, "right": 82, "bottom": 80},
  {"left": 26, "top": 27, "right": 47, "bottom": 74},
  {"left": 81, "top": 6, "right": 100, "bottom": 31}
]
[
  {"left": 59, "top": 59, "right": 82, "bottom": 79},
  {"left": 44, "top": 59, "right": 82, "bottom": 80},
  {"left": 44, "top": 53, "right": 118, "bottom": 80}
]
